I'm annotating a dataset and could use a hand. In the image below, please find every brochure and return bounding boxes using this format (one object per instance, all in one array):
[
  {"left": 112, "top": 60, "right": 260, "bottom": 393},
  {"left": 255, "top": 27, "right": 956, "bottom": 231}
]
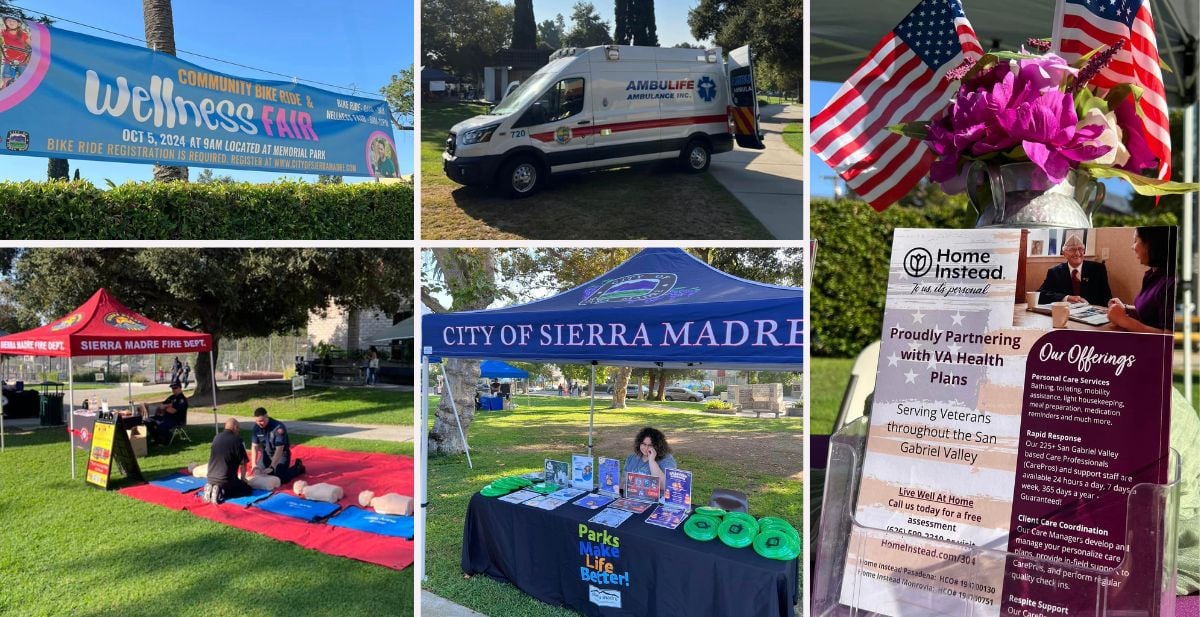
[
  {"left": 598, "top": 457, "right": 621, "bottom": 497},
  {"left": 523, "top": 495, "right": 568, "bottom": 510},
  {"left": 574, "top": 493, "right": 616, "bottom": 509},
  {"left": 548, "top": 487, "right": 586, "bottom": 501},
  {"left": 662, "top": 468, "right": 692, "bottom": 511},
  {"left": 571, "top": 454, "right": 594, "bottom": 490},
  {"left": 609, "top": 498, "right": 653, "bottom": 514},
  {"left": 588, "top": 507, "right": 635, "bottom": 528},
  {"left": 625, "top": 472, "right": 660, "bottom": 502},
  {"left": 497, "top": 489, "right": 537, "bottom": 504},
  {"left": 544, "top": 459, "right": 569, "bottom": 486},
  {"left": 843, "top": 228, "right": 1175, "bottom": 617},
  {"left": 645, "top": 505, "right": 689, "bottom": 530}
]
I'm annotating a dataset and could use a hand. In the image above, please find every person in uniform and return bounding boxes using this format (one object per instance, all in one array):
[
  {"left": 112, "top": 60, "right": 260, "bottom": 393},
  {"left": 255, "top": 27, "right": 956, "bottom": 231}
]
[
  {"left": 140, "top": 382, "right": 188, "bottom": 445},
  {"left": 250, "top": 407, "right": 305, "bottom": 481}
]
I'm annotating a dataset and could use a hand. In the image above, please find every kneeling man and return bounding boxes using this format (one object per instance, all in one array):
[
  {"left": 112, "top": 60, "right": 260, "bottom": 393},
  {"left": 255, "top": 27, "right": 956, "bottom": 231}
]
[
  {"left": 202, "top": 418, "right": 252, "bottom": 504},
  {"left": 251, "top": 407, "right": 305, "bottom": 482}
]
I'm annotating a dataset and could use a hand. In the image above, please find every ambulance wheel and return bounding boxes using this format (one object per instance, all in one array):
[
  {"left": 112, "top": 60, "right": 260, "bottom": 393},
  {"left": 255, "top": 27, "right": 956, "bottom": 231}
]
[
  {"left": 500, "top": 156, "right": 543, "bottom": 198},
  {"left": 680, "top": 139, "right": 711, "bottom": 173}
]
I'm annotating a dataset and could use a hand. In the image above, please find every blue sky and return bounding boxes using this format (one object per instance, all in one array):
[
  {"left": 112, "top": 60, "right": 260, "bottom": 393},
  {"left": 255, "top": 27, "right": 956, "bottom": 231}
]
[
  {"left": 534, "top": 0, "right": 709, "bottom": 48},
  {"left": 2, "top": 0, "right": 414, "bottom": 184},
  {"left": 810, "top": 81, "right": 840, "bottom": 198}
]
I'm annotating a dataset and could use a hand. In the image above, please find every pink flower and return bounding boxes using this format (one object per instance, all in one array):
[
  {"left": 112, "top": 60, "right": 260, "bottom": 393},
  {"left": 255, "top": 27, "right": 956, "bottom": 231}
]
[{"left": 1112, "top": 96, "right": 1158, "bottom": 173}]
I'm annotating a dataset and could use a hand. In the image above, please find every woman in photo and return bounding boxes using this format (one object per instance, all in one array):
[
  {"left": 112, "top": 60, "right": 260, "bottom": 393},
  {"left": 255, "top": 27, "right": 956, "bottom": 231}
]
[
  {"left": 1107, "top": 227, "right": 1177, "bottom": 333},
  {"left": 624, "top": 427, "right": 677, "bottom": 491}
]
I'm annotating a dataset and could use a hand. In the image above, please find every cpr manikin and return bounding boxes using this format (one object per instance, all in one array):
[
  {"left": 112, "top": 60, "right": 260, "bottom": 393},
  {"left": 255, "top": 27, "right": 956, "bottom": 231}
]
[
  {"left": 358, "top": 490, "right": 414, "bottom": 516},
  {"left": 293, "top": 480, "right": 343, "bottom": 503}
]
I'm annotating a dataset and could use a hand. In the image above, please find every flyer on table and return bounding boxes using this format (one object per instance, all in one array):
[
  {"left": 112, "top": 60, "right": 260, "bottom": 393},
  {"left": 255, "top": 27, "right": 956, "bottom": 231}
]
[{"left": 844, "top": 227, "right": 1176, "bottom": 616}]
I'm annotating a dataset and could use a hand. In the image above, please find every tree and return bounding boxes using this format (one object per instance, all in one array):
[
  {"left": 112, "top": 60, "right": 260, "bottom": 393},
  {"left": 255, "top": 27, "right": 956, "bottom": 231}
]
[
  {"left": 512, "top": 0, "right": 537, "bottom": 50},
  {"left": 317, "top": 174, "right": 344, "bottom": 184},
  {"left": 380, "top": 65, "right": 415, "bottom": 130},
  {"left": 616, "top": 0, "right": 657, "bottom": 46},
  {"left": 673, "top": 41, "right": 702, "bottom": 49},
  {"left": 10, "top": 249, "right": 412, "bottom": 403},
  {"left": 422, "top": 249, "right": 499, "bottom": 455},
  {"left": 689, "top": 0, "right": 803, "bottom": 88},
  {"left": 142, "top": 0, "right": 188, "bottom": 182},
  {"left": 563, "top": 2, "right": 613, "bottom": 47},
  {"left": 538, "top": 14, "right": 567, "bottom": 49},
  {"left": 423, "top": 0, "right": 514, "bottom": 84},
  {"left": 47, "top": 159, "right": 69, "bottom": 180},
  {"left": 194, "top": 168, "right": 235, "bottom": 184}
]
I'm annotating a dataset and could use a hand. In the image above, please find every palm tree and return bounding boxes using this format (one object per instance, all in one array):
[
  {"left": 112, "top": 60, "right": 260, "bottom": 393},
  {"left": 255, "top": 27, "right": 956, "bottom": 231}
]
[{"left": 141, "top": 0, "right": 188, "bottom": 182}]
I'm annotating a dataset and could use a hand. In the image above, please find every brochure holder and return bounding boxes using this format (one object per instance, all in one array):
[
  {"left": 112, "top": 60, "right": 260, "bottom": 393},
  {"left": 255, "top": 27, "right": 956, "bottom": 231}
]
[{"left": 813, "top": 417, "right": 1181, "bottom": 617}]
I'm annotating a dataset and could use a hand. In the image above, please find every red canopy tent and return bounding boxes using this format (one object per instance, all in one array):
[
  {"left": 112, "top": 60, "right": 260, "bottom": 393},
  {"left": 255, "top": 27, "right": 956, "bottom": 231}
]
[{"left": 0, "top": 289, "right": 216, "bottom": 475}]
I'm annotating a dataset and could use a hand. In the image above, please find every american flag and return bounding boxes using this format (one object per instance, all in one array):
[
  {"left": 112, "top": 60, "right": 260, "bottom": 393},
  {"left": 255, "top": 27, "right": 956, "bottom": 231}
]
[
  {"left": 810, "top": 0, "right": 983, "bottom": 211},
  {"left": 1054, "top": 0, "right": 1171, "bottom": 181}
]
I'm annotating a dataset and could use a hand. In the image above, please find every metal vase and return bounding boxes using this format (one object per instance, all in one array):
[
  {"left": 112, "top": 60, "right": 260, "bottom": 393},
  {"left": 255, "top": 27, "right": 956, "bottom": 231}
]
[{"left": 966, "top": 161, "right": 1104, "bottom": 229}]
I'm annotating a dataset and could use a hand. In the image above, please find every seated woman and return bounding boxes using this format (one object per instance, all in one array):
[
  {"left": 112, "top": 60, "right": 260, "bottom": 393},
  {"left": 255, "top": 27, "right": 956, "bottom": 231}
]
[
  {"left": 1107, "top": 226, "right": 1177, "bottom": 333},
  {"left": 623, "top": 427, "right": 677, "bottom": 492}
]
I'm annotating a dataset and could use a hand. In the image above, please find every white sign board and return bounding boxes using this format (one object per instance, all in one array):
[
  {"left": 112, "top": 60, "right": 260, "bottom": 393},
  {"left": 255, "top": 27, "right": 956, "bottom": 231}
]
[{"left": 291, "top": 375, "right": 305, "bottom": 392}]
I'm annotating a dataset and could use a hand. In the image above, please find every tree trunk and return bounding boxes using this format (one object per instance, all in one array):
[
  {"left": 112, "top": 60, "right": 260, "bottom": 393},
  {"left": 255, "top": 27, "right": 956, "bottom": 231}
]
[
  {"left": 191, "top": 337, "right": 219, "bottom": 406},
  {"left": 47, "top": 159, "right": 69, "bottom": 180},
  {"left": 645, "top": 370, "right": 656, "bottom": 401},
  {"left": 655, "top": 369, "right": 667, "bottom": 401},
  {"left": 142, "top": 0, "right": 188, "bottom": 183},
  {"left": 609, "top": 366, "right": 631, "bottom": 409},
  {"left": 431, "top": 358, "right": 479, "bottom": 455}
]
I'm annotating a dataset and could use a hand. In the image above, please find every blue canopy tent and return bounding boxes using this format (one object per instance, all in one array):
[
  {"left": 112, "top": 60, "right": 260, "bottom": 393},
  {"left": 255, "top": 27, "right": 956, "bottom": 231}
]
[
  {"left": 417, "top": 248, "right": 804, "bottom": 584},
  {"left": 478, "top": 360, "right": 528, "bottom": 379}
]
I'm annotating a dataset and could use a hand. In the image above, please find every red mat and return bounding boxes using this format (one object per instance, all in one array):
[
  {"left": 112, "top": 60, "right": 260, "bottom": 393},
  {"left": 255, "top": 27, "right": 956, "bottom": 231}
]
[{"left": 119, "top": 445, "right": 414, "bottom": 571}]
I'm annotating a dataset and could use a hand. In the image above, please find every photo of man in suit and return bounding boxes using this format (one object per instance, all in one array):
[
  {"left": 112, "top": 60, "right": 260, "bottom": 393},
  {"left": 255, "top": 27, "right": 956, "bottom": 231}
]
[{"left": 1037, "top": 234, "right": 1112, "bottom": 306}]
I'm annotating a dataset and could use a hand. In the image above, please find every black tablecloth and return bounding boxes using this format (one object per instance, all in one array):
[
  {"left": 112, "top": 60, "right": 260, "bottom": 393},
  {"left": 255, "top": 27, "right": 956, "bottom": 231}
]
[{"left": 462, "top": 492, "right": 799, "bottom": 617}]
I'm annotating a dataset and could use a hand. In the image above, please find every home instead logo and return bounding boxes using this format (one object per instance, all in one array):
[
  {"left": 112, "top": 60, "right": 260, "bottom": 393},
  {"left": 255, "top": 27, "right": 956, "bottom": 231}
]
[
  {"left": 589, "top": 585, "right": 622, "bottom": 608},
  {"left": 902, "top": 247, "right": 1004, "bottom": 280}
]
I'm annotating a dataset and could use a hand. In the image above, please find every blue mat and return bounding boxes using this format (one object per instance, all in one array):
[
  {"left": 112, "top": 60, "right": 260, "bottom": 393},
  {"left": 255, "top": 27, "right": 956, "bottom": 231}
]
[
  {"left": 252, "top": 493, "right": 340, "bottom": 522},
  {"left": 149, "top": 473, "right": 207, "bottom": 493},
  {"left": 192, "top": 488, "right": 273, "bottom": 507},
  {"left": 326, "top": 506, "right": 415, "bottom": 539}
]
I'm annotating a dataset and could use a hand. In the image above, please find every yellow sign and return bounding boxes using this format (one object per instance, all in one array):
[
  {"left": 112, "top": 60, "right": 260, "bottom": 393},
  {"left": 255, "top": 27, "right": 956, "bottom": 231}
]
[{"left": 85, "top": 420, "right": 116, "bottom": 488}]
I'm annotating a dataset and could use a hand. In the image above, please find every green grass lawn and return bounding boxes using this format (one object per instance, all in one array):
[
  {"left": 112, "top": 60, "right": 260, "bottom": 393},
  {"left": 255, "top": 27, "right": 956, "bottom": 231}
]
[
  {"left": 0, "top": 427, "right": 412, "bottom": 617},
  {"left": 810, "top": 358, "right": 854, "bottom": 435},
  {"left": 421, "top": 102, "right": 773, "bottom": 240},
  {"left": 134, "top": 383, "right": 413, "bottom": 425},
  {"left": 424, "top": 396, "right": 802, "bottom": 616},
  {"left": 782, "top": 123, "right": 804, "bottom": 156}
]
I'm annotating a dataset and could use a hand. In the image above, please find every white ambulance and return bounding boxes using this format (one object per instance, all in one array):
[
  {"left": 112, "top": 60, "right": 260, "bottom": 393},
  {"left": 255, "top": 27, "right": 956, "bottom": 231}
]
[{"left": 443, "top": 45, "right": 765, "bottom": 197}]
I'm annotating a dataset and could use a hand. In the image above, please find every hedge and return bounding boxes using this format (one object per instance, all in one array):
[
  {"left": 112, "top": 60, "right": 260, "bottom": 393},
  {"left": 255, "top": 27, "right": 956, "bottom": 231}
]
[
  {"left": 810, "top": 198, "right": 1178, "bottom": 358},
  {"left": 0, "top": 180, "right": 413, "bottom": 240}
]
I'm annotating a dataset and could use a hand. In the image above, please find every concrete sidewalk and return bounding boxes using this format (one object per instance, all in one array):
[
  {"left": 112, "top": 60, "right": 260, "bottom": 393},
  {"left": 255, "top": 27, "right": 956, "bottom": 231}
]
[
  {"left": 709, "top": 103, "right": 805, "bottom": 240},
  {"left": 422, "top": 592, "right": 487, "bottom": 617},
  {"left": 185, "top": 412, "right": 414, "bottom": 443}
]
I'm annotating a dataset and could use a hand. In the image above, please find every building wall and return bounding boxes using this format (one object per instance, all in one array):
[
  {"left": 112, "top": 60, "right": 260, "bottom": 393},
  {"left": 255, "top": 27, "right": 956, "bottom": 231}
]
[{"left": 306, "top": 301, "right": 395, "bottom": 355}]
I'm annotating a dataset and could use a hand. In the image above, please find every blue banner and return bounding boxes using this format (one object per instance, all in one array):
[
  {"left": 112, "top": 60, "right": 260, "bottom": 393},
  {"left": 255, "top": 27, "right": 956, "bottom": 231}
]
[{"left": 0, "top": 19, "right": 397, "bottom": 177}]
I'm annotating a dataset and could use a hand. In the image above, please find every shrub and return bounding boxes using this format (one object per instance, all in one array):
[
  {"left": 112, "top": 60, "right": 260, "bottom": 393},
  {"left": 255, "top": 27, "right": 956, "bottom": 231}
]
[
  {"left": 809, "top": 198, "right": 1177, "bottom": 358},
  {"left": 704, "top": 399, "right": 732, "bottom": 410},
  {"left": 0, "top": 180, "right": 413, "bottom": 240}
]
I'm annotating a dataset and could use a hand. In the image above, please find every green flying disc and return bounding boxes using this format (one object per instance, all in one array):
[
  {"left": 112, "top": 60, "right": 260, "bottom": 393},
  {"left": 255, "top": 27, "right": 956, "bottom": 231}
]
[
  {"left": 695, "top": 506, "right": 726, "bottom": 518},
  {"left": 480, "top": 485, "right": 510, "bottom": 497},
  {"left": 683, "top": 515, "right": 722, "bottom": 541},
  {"left": 757, "top": 517, "right": 800, "bottom": 542},
  {"left": 493, "top": 477, "right": 528, "bottom": 490},
  {"left": 723, "top": 512, "right": 759, "bottom": 533},
  {"left": 753, "top": 529, "right": 801, "bottom": 561},
  {"left": 718, "top": 517, "right": 757, "bottom": 548},
  {"left": 529, "top": 482, "right": 559, "bottom": 494}
]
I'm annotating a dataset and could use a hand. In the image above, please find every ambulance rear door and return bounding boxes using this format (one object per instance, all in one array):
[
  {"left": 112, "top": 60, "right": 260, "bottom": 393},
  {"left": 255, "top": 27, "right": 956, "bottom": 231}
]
[{"left": 727, "top": 45, "right": 765, "bottom": 150}]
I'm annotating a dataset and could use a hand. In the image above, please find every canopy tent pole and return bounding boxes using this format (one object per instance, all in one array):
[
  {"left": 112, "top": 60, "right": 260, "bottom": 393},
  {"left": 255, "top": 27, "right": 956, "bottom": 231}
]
[
  {"left": 1, "top": 357, "right": 6, "bottom": 453},
  {"left": 127, "top": 354, "right": 133, "bottom": 412},
  {"left": 209, "top": 350, "right": 219, "bottom": 437},
  {"left": 442, "top": 366, "right": 473, "bottom": 469},
  {"left": 68, "top": 357, "right": 75, "bottom": 479},
  {"left": 588, "top": 362, "right": 596, "bottom": 457},
  {"left": 418, "top": 357, "right": 429, "bottom": 585},
  {"left": 1185, "top": 100, "right": 1197, "bottom": 404}
]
